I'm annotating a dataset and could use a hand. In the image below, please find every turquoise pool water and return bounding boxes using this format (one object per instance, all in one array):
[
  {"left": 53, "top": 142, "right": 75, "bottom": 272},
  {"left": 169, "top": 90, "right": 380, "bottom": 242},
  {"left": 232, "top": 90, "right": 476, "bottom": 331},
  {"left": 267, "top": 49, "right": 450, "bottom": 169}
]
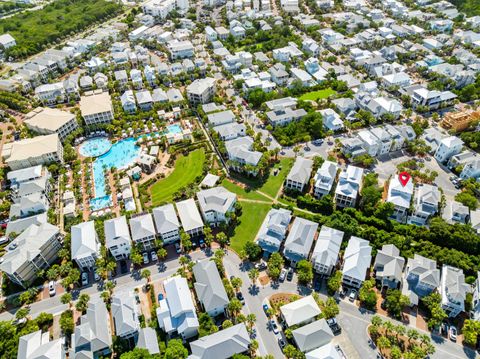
[
  {"left": 89, "top": 137, "right": 141, "bottom": 211},
  {"left": 79, "top": 137, "right": 112, "bottom": 157},
  {"left": 166, "top": 124, "right": 182, "bottom": 135}
]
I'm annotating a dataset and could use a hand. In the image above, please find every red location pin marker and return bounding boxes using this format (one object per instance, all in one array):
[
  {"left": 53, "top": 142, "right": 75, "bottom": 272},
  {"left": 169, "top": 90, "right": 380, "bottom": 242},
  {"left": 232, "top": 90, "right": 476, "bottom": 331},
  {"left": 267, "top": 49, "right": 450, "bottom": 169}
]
[{"left": 398, "top": 172, "right": 411, "bottom": 187}]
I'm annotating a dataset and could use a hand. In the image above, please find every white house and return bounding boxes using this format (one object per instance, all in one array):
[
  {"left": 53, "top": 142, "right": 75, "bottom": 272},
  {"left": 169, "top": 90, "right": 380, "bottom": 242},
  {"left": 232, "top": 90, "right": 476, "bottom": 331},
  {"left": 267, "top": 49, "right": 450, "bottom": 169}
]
[
  {"left": 311, "top": 226, "right": 344, "bottom": 276},
  {"left": 256, "top": 208, "right": 292, "bottom": 255},
  {"left": 153, "top": 204, "right": 180, "bottom": 244},
  {"left": 387, "top": 175, "right": 413, "bottom": 222},
  {"left": 130, "top": 213, "right": 157, "bottom": 251},
  {"left": 440, "top": 265, "right": 470, "bottom": 318},
  {"left": 402, "top": 254, "right": 440, "bottom": 306},
  {"left": 104, "top": 216, "right": 132, "bottom": 261},
  {"left": 156, "top": 276, "right": 199, "bottom": 339},
  {"left": 176, "top": 198, "right": 204, "bottom": 236},
  {"left": 71, "top": 221, "right": 101, "bottom": 270},
  {"left": 442, "top": 200, "right": 470, "bottom": 225},
  {"left": 313, "top": 161, "right": 338, "bottom": 198},
  {"left": 342, "top": 236, "right": 372, "bottom": 288},
  {"left": 285, "top": 157, "right": 314, "bottom": 192},
  {"left": 186, "top": 77, "right": 216, "bottom": 104},
  {"left": 434, "top": 136, "right": 463, "bottom": 163},
  {"left": 319, "top": 109, "right": 344, "bottom": 131},
  {"left": 18, "top": 330, "right": 65, "bottom": 359},
  {"left": 193, "top": 260, "right": 229, "bottom": 317},
  {"left": 197, "top": 187, "right": 237, "bottom": 226},
  {"left": 280, "top": 295, "right": 321, "bottom": 328},
  {"left": 335, "top": 165, "right": 364, "bottom": 208},
  {"left": 111, "top": 291, "right": 140, "bottom": 339},
  {"left": 408, "top": 184, "right": 440, "bottom": 226},
  {"left": 283, "top": 217, "right": 318, "bottom": 266},
  {"left": 373, "top": 244, "right": 405, "bottom": 289}
]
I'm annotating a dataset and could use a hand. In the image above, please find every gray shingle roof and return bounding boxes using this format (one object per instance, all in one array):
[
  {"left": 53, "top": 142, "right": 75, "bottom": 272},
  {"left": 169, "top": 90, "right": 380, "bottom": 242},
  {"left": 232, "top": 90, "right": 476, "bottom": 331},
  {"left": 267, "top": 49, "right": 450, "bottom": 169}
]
[{"left": 193, "top": 260, "right": 229, "bottom": 313}]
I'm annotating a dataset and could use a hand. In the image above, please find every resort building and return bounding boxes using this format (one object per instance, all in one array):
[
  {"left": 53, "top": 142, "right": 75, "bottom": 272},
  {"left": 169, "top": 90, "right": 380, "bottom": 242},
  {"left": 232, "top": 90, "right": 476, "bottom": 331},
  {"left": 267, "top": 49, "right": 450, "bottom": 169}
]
[
  {"left": 2, "top": 134, "right": 63, "bottom": 171},
  {"left": 79, "top": 91, "right": 114, "bottom": 125},
  {"left": 186, "top": 77, "right": 216, "bottom": 104},
  {"left": 24, "top": 107, "right": 78, "bottom": 142},
  {"left": 196, "top": 187, "right": 237, "bottom": 226},
  {"left": 386, "top": 175, "right": 413, "bottom": 222}
]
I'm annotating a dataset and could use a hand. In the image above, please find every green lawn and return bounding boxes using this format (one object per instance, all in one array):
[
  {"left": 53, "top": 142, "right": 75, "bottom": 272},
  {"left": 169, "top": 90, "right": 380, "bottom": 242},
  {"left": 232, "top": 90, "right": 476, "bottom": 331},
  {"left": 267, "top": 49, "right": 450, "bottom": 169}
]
[
  {"left": 229, "top": 202, "right": 272, "bottom": 253},
  {"left": 150, "top": 149, "right": 206, "bottom": 206},
  {"left": 221, "top": 179, "right": 270, "bottom": 201},
  {"left": 259, "top": 158, "right": 294, "bottom": 198},
  {"left": 299, "top": 88, "right": 337, "bottom": 101}
]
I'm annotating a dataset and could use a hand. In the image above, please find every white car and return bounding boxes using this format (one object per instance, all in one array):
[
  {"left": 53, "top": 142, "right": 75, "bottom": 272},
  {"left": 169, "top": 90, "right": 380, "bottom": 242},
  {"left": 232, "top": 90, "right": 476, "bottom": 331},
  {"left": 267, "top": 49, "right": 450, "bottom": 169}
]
[
  {"left": 151, "top": 251, "right": 158, "bottom": 262},
  {"left": 349, "top": 289, "right": 357, "bottom": 302},
  {"left": 279, "top": 269, "right": 287, "bottom": 282},
  {"left": 48, "top": 281, "right": 56, "bottom": 296},
  {"left": 81, "top": 272, "right": 89, "bottom": 286},
  {"left": 175, "top": 243, "right": 182, "bottom": 254},
  {"left": 143, "top": 252, "right": 149, "bottom": 264},
  {"left": 449, "top": 327, "right": 457, "bottom": 342}
]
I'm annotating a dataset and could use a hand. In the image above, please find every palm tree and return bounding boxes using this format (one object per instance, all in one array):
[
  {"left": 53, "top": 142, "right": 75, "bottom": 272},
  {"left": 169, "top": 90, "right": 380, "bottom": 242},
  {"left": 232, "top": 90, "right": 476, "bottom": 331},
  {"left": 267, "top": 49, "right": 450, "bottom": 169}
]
[
  {"left": 384, "top": 320, "right": 396, "bottom": 339},
  {"left": 371, "top": 315, "right": 383, "bottom": 328},
  {"left": 248, "top": 268, "right": 259, "bottom": 287},
  {"left": 216, "top": 232, "right": 228, "bottom": 248},
  {"left": 246, "top": 313, "right": 256, "bottom": 328},
  {"left": 179, "top": 255, "right": 190, "bottom": 268},
  {"left": 407, "top": 328, "right": 419, "bottom": 346},
  {"left": 377, "top": 336, "right": 391, "bottom": 352},
  {"left": 141, "top": 269, "right": 151, "bottom": 283},
  {"left": 228, "top": 298, "right": 242, "bottom": 318},
  {"left": 395, "top": 324, "right": 406, "bottom": 340},
  {"left": 230, "top": 277, "right": 242, "bottom": 292},
  {"left": 157, "top": 247, "right": 167, "bottom": 260}
]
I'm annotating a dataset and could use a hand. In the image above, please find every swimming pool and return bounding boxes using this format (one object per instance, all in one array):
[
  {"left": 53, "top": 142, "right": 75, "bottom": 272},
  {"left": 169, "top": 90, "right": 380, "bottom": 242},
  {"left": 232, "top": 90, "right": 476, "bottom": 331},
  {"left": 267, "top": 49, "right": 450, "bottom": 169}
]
[
  {"left": 79, "top": 137, "right": 112, "bottom": 158},
  {"left": 166, "top": 124, "right": 182, "bottom": 135},
  {"left": 89, "top": 137, "right": 141, "bottom": 211}
]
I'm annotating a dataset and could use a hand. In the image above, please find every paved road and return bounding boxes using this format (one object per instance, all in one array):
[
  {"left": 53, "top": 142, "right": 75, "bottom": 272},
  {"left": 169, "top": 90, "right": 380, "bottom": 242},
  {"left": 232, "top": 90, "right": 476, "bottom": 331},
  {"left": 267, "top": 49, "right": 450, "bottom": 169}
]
[{"left": 2, "top": 249, "right": 476, "bottom": 359}]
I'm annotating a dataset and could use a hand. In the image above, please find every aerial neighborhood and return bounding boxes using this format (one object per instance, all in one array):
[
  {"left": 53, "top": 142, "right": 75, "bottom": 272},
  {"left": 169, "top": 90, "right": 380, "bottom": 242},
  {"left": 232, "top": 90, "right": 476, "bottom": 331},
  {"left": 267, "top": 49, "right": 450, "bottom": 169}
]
[{"left": 0, "top": 0, "right": 480, "bottom": 358}]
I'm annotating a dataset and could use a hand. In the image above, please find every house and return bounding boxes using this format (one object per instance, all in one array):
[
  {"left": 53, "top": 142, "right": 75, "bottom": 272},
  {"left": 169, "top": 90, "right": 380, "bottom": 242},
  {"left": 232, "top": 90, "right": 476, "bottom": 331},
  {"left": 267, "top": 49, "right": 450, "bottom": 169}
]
[
  {"left": 188, "top": 323, "right": 250, "bottom": 359},
  {"left": 357, "top": 129, "right": 380, "bottom": 156},
  {"left": 411, "top": 87, "right": 457, "bottom": 111},
  {"left": 104, "top": 216, "right": 132, "bottom": 260},
  {"left": 285, "top": 157, "right": 313, "bottom": 192},
  {"left": 193, "top": 260, "right": 229, "bottom": 317},
  {"left": 280, "top": 295, "right": 321, "bottom": 327},
  {"left": 387, "top": 175, "right": 413, "bottom": 222},
  {"left": 115, "top": 70, "right": 128, "bottom": 87},
  {"left": 441, "top": 109, "right": 480, "bottom": 132},
  {"left": 265, "top": 97, "right": 307, "bottom": 127},
  {"left": 24, "top": 107, "right": 78, "bottom": 142},
  {"left": 136, "top": 328, "right": 160, "bottom": 355},
  {"left": 214, "top": 123, "right": 246, "bottom": 141},
  {"left": 0, "top": 223, "right": 61, "bottom": 288},
  {"left": 292, "top": 319, "right": 334, "bottom": 353},
  {"left": 283, "top": 217, "right": 318, "bottom": 266},
  {"left": 0, "top": 33, "right": 16, "bottom": 49},
  {"left": 156, "top": 276, "right": 199, "bottom": 339},
  {"left": 384, "top": 124, "right": 405, "bottom": 151},
  {"left": 71, "top": 298, "right": 112, "bottom": 359},
  {"left": 18, "top": 330, "right": 65, "bottom": 359},
  {"left": 370, "top": 127, "right": 393, "bottom": 155},
  {"left": 168, "top": 40, "right": 194, "bottom": 60},
  {"left": 471, "top": 271, "right": 480, "bottom": 320},
  {"left": 2, "top": 134, "right": 63, "bottom": 171},
  {"left": 342, "top": 236, "right": 372, "bottom": 288},
  {"left": 408, "top": 184, "right": 440, "bottom": 226},
  {"left": 207, "top": 110, "right": 235, "bottom": 127},
  {"left": 136, "top": 90, "right": 153, "bottom": 111},
  {"left": 442, "top": 200, "right": 469, "bottom": 225},
  {"left": 440, "top": 265, "right": 470, "bottom": 317},
  {"left": 269, "top": 64, "right": 289, "bottom": 85},
  {"left": 311, "top": 226, "right": 343, "bottom": 276},
  {"left": 434, "top": 136, "right": 463, "bottom": 163},
  {"left": 374, "top": 244, "right": 405, "bottom": 289},
  {"left": 187, "top": 77, "right": 216, "bottom": 104},
  {"left": 197, "top": 187, "right": 237, "bottom": 226},
  {"left": 402, "top": 254, "right": 440, "bottom": 306},
  {"left": 305, "top": 343, "right": 342, "bottom": 359},
  {"left": 121, "top": 90, "right": 137, "bottom": 113},
  {"left": 34, "top": 82, "right": 66, "bottom": 105},
  {"left": 71, "top": 221, "right": 101, "bottom": 270},
  {"left": 256, "top": 208, "right": 292, "bottom": 255},
  {"left": 79, "top": 91, "right": 114, "bottom": 125},
  {"left": 319, "top": 109, "right": 344, "bottom": 131},
  {"left": 313, "top": 161, "right": 338, "bottom": 198},
  {"left": 334, "top": 165, "right": 364, "bottom": 208},
  {"left": 225, "top": 137, "right": 263, "bottom": 174},
  {"left": 176, "top": 198, "right": 204, "bottom": 236},
  {"left": 130, "top": 213, "right": 157, "bottom": 251},
  {"left": 471, "top": 210, "right": 480, "bottom": 235},
  {"left": 153, "top": 204, "right": 180, "bottom": 244},
  {"left": 111, "top": 291, "right": 140, "bottom": 339}
]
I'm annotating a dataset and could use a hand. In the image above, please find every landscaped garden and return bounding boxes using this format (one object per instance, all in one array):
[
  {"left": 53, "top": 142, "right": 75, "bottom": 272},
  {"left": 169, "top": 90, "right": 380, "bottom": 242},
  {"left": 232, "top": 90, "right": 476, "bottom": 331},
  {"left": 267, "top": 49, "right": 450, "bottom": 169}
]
[
  {"left": 298, "top": 88, "right": 337, "bottom": 101},
  {"left": 150, "top": 148, "right": 206, "bottom": 206}
]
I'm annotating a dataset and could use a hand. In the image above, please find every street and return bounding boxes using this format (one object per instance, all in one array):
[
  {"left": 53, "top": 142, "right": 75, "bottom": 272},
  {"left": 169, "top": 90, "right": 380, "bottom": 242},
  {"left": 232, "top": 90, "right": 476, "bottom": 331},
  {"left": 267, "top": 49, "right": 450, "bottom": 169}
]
[{"left": 1, "top": 249, "right": 475, "bottom": 359}]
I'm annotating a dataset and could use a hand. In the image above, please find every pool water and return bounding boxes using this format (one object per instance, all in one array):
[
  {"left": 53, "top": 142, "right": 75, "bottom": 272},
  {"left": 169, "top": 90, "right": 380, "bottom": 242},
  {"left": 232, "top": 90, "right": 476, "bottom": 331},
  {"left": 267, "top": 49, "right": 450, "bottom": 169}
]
[
  {"left": 166, "top": 124, "right": 182, "bottom": 135},
  {"left": 79, "top": 137, "right": 112, "bottom": 157},
  {"left": 89, "top": 137, "right": 141, "bottom": 211}
]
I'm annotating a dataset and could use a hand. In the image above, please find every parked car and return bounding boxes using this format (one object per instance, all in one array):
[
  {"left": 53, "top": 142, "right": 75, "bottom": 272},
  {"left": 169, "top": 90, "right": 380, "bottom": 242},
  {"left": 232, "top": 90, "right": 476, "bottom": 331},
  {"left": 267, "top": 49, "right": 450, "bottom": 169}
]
[
  {"left": 175, "top": 243, "right": 182, "bottom": 254},
  {"left": 279, "top": 269, "right": 287, "bottom": 282},
  {"left": 12, "top": 318, "right": 27, "bottom": 326},
  {"left": 236, "top": 291, "right": 245, "bottom": 305},
  {"left": 48, "top": 281, "right": 56, "bottom": 296},
  {"left": 278, "top": 338, "right": 286, "bottom": 349},
  {"left": 450, "top": 327, "right": 457, "bottom": 342},
  {"left": 314, "top": 278, "right": 321, "bottom": 291},
  {"left": 158, "top": 293, "right": 164, "bottom": 302},
  {"left": 81, "top": 272, "right": 89, "bottom": 286},
  {"left": 327, "top": 318, "right": 342, "bottom": 335},
  {"left": 441, "top": 322, "right": 449, "bottom": 336},
  {"left": 135, "top": 293, "right": 141, "bottom": 304},
  {"left": 270, "top": 320, "right": 279, "bottom": 334},
  {"left": 143, "top": 252, "right": 149, "bottom": 264},
  {"left": 263, "top": 304, "right": 269, "bottom": 315},
  {"left": 94, "top": 271, "right": 100, "bottom": 282},
  {"left": 349, "top": 289, "right": 357, "bottom": 302},
  {"left": 255, "top": 261, "right": 267, "bottom": 271},
  {"left": 286, "top": 268, "right": 294, "bottom": 281},
  {"left": 151, "top": 251, "right": 158, "bottom": 262}
]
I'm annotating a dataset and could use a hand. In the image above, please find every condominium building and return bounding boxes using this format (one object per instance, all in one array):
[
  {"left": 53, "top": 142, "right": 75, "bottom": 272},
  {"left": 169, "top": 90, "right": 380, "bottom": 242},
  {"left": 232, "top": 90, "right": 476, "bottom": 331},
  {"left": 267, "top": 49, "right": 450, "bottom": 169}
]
[
  {"left": 24, "top": 107, "right": 78, "bottom": 142},
  {"left": 79, "top": 91, "right": 114, "bottom": 125},
  {"left": 186, "top": 78, "right": 216, "bottom": 104}
]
